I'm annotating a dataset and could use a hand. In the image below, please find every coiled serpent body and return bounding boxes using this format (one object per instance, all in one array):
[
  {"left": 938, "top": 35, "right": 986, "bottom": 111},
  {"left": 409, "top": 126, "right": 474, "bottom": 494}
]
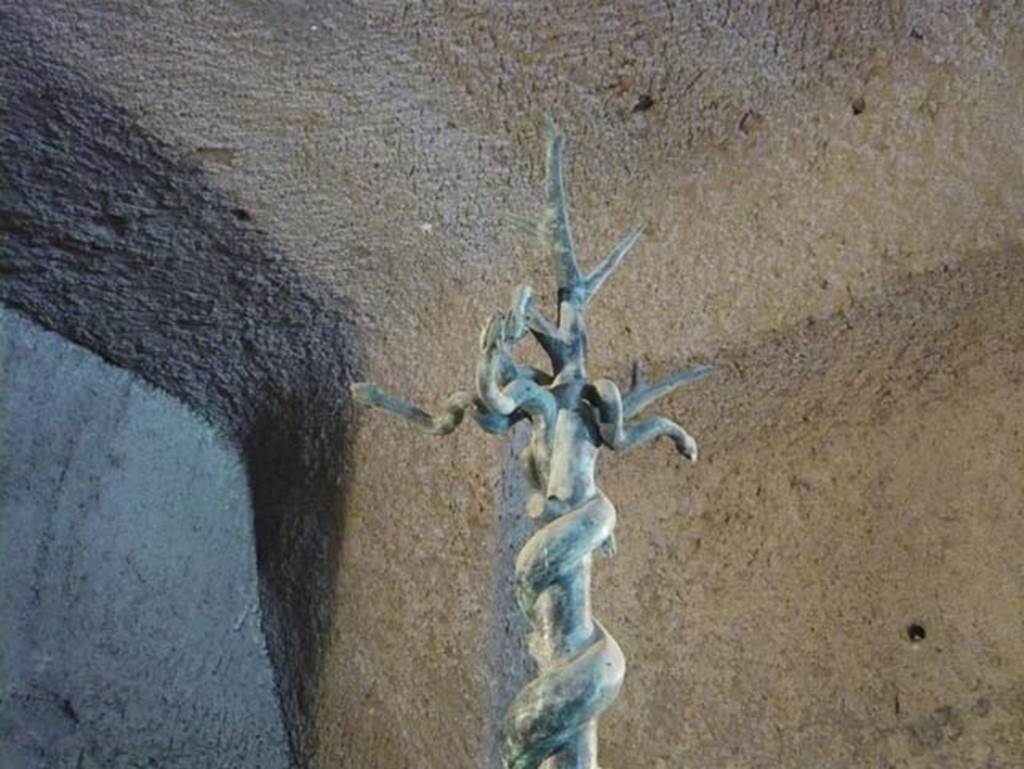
[
  {"left": 350, "top": 120, "right": 710, "bottom": 768},
  {"left": 501, "top": 470, "right": 624, "bottom": 769}
]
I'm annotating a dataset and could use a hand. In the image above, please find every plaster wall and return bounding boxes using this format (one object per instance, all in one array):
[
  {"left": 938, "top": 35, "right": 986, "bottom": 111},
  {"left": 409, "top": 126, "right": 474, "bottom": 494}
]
[
  {"left": 0, "top": 309, "right": 290, "bottom": 769},
  {"left": 1, "top": 2, "right": 1023, "bottom": 767}
]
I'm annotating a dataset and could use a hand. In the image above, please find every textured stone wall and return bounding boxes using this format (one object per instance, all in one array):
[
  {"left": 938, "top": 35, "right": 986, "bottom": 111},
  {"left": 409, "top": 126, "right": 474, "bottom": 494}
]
[
  {"left": 0, "top": 309, "right": 290, "bottom": 769},
  {"left": 1, "top": 2, "right": 1022, "bottom": 767}
]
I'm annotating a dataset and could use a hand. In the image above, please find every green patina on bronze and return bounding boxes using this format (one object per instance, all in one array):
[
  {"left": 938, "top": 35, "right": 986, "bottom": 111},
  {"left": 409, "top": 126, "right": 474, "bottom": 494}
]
[{"left": 351, "top": 119, "right": 712, "bottom": 769}]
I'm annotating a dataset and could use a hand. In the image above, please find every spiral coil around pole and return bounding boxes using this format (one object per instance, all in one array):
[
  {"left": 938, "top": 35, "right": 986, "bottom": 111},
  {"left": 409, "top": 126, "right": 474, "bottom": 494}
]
[
  {"left": 349, "top": 119, "right": 710, "bottom": 769},
  {"left": 500, "top": 479, "right": 625, "bottom": 769}
]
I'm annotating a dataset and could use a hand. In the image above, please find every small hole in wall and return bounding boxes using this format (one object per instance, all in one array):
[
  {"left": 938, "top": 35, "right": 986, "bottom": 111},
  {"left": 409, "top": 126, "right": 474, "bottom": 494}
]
[
  {"left": 231, "top": 207, "right": 252, "bottom": 222},
  {"left": 907, "top": 623, "right": 926, "bottom": 642},
  {"left": 851, "top": 97, "right": 866, "bottom": 116},
  {"left": 632, "top": 94, "right": 655, "bottom": 113},
  {"left": 59, "top": 698, "right": 79, "bottom": 724}
]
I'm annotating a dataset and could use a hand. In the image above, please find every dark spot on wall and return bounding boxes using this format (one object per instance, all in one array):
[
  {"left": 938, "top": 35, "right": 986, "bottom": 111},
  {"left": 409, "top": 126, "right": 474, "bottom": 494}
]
[
  {"left": 739, "top": 109, "right": 765, "bottom": 134},
  {"left": 852, "top": 97, "right": 866, "bottom": 115},
  {"left": 973, "top": 696, "right": 991, "bottom": 717},
  {"left": 232, "top": 207, "right": 252, "bottom": 222},
  {"left": 59, "top": 698, "right": 79, "bottom": 724},
  {"left": 632, "top": 94, "right": 655, "bottom": 113},
  {"left": 907, "top": 622, "right": 926, "bottom": 642}
]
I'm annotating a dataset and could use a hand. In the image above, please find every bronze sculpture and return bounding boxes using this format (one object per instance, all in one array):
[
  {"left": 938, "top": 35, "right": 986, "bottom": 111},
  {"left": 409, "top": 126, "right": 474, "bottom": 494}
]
[{"left": 351, "top": 119, "right": 711, "bottom": 769}]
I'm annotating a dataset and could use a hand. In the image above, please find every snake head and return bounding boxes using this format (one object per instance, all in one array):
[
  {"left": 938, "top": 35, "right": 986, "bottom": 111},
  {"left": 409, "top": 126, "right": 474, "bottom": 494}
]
[
  {"left": 505, "top": 284, "right": 534, "bottom": 342},
  {"left": 480, "top": 311, "right": 507, "bottom": 353},
  {"left": 677, "top": 434, "right": 699, "bottom": 462},
  {"left": 350, "top": 382, "right": 378, "bottom": 407},
  {"left": 482, "top": 304, "right": 532, "bottom": 356}
]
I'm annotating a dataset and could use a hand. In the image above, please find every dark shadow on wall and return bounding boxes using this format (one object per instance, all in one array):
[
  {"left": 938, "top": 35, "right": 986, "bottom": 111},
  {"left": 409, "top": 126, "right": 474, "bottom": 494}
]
[
  {"left": 485, "top": 429, "right": 533, "bottom": 767},
  {"left": 0, "top": 19, "right": 359, "bottom": 767}
]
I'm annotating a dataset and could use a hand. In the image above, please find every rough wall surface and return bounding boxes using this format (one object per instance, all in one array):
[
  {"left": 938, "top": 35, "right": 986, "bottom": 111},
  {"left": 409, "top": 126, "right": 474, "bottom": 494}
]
[
  {"left": 1, "top": 1, "right": 1022, "bottom": 767},
  {"left": 0, "top": 308, "right": 290, "bottom": 769},
  {"left": 0, "top": 6, "right": 360, "bottom": 758}
]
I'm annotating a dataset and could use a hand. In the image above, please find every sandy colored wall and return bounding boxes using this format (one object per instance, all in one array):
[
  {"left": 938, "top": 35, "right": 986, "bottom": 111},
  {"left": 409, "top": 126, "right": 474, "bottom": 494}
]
[{"left": 1, "top": 2, "right": 1022, "bottom": 767}]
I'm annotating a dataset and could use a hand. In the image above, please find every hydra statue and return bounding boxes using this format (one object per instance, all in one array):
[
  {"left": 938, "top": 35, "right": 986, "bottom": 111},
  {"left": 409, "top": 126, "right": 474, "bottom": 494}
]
[{"left": 350, "top": 118, "right": 712, "bottom": 769}]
